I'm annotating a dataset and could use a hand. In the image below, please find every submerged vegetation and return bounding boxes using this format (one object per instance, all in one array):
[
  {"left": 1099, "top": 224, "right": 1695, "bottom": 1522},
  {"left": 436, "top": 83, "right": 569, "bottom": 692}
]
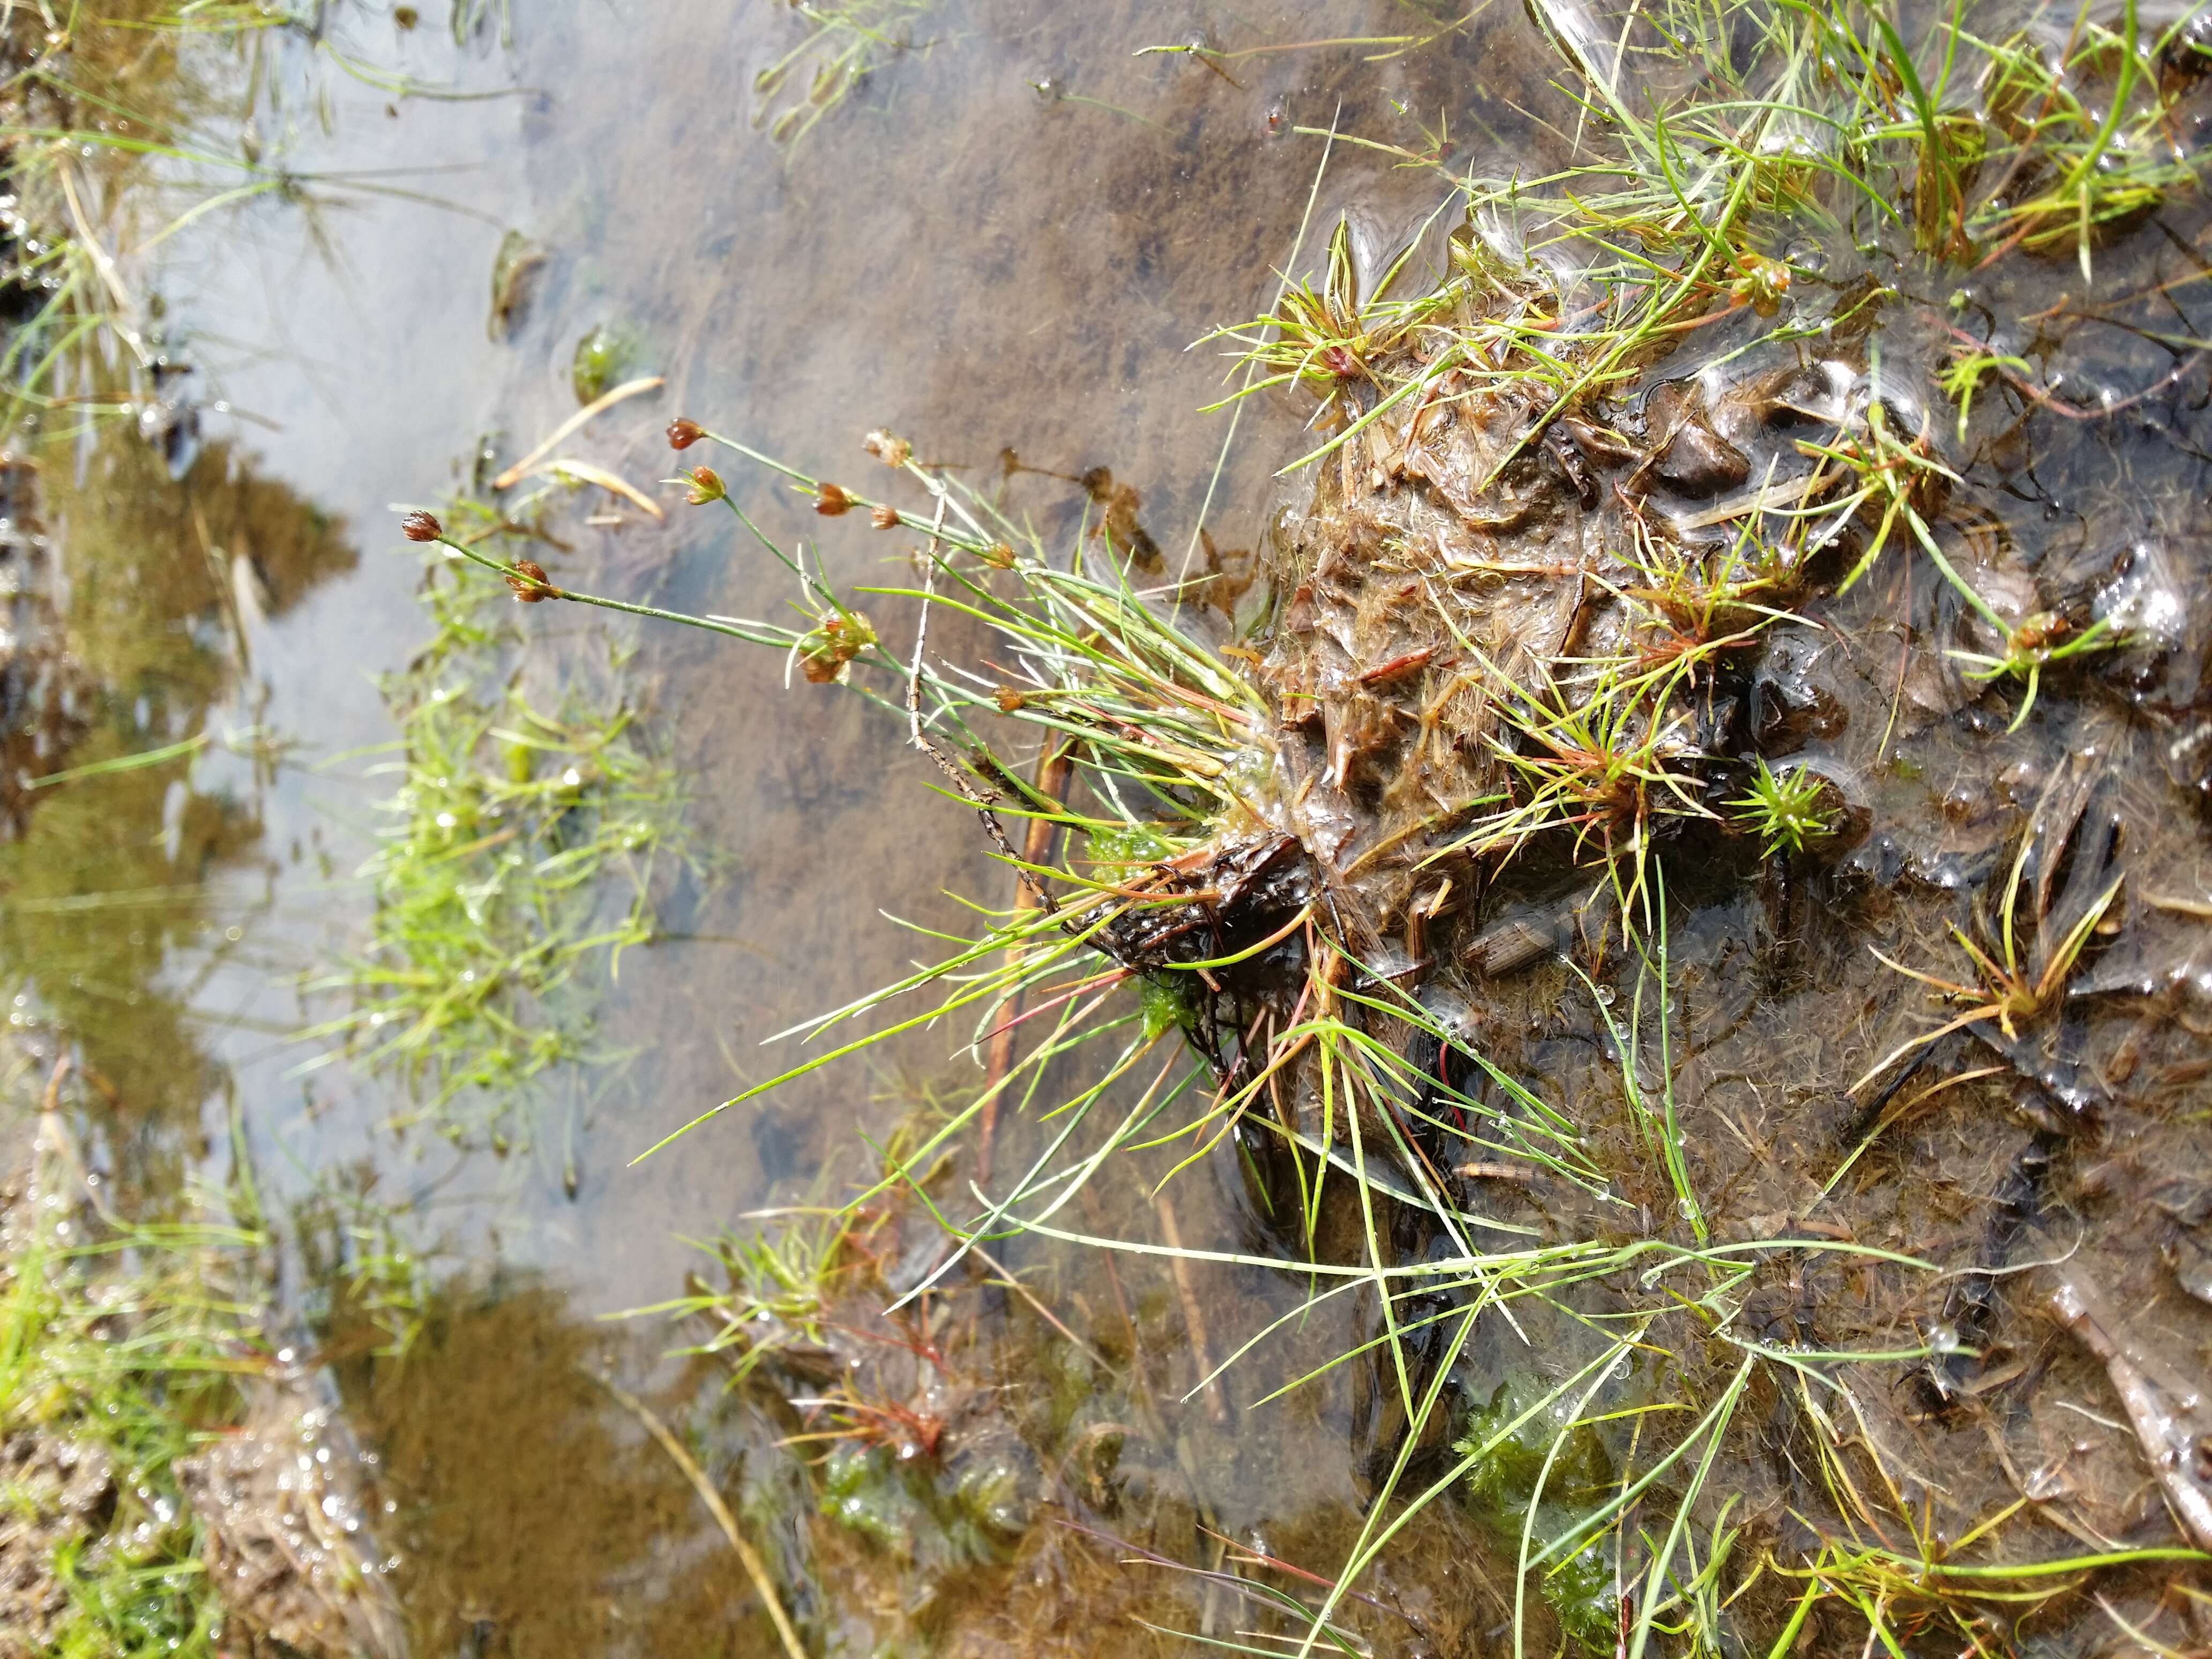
[
  {"left": 0, "top": 0, "right": 505, "bottom": 446},
  {"left": 302, "top": 540, "right": 695, "bottom": 1151},
  {"left": 752, "top": 0, "right": 935, "bottom": 152},
  {"left": 399, "top": 0, "right": 2212, "bottom": 1648}
]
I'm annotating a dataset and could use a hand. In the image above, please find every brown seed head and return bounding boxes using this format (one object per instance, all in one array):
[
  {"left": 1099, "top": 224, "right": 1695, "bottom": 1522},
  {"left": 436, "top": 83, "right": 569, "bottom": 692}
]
[
  {"left": 870, "top": 504, "right": 901, "bottom": 530},
  {"left": 666, "top": 417, "right": 704, "bottom": 450},
  {"left": 506, "top": 559, "right": 561, "bottom": 603},
  {"left": 816, "top": 482, "right": 853, "bottom": 516},
  {"left": 862, "top": 429, "right": 911, "bottom": 468},
  {"left": 978, "top": 541, "right": 1017, "bottom": 570},
  {"left": 400, "top": 509, "right": 443, "bottom": 543},
  {"left": 799, "top": 610, "right": 877, "bottom": 684},
  {"left": 684, "top": 466, "right": 727, "bottom": 506}
]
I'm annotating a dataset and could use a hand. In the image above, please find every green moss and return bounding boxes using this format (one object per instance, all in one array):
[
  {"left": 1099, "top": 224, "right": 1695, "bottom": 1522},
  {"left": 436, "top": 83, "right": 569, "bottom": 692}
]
[
  {"left": 1030, "top": 1334, "right": 1095, "bottom": 1444},
  {"left": 820, "top": 1442, "right": 928, "bottom": 1557},
  {"left": 1137, "top": 975, "right": 1197, "bottom": 1042},
  {"left": 570, "top": 323, "right": 635, "bottom": 405},
  {"left": 817, "top": 1440, "right": 1025, "bottom": 1570},
  {"left": 1458, "top": 1378, "right": 1621, "bottom": 1654}
]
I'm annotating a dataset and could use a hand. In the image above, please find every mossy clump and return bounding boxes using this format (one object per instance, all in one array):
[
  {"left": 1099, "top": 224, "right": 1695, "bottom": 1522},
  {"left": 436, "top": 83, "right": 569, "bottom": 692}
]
[
  {"left": 1458, "top": 1378, "right": 1621, "bottom": 1655},
  {"left": 819, "top": 1440, "right": 1026, "bottom": 1570},
  {"left": 1085, "top": 820, "right": 1181, "bottom": 879},
  {"left": 570, "top": 323, "right": 636, "bottom": 404}
]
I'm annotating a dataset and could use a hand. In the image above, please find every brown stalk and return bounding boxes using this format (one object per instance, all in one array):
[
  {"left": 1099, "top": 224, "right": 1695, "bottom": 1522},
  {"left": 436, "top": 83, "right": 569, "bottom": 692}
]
[
  {"left": 594, "top": 1378, "right": 809, "bottom": 1659},
  {"left": 1153, "top": 1187, "right": 1232, "bottom": 1428}
]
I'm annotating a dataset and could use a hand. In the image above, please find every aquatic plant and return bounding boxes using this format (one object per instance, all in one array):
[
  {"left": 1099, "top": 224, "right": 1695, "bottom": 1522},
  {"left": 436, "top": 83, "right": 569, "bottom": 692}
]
[
  {"left": 299, "top": 555, "right": 696, "bottom": 1149},
  {"left": 400, "top": 417, "right": 2196, "bottom": 1659},
  {"left": 1445, "top": 649, "right": 1720, "bottom": 928},
  {"left": 406, "top": 343, "right": 2212, "bottom": 1656},
  {"left": 1857, "top": 808, "right": 2124, "bottom": 1087},
  {"left": 1200, "top": 215, "right": 1461, "bottom": 427},
  {"left": 393, "top": 0, "right": 2212, "bottom": 1648},
  {"left": 292, "top": 1175, "right": 438, "bottom": 1362},
  {"left": 752, "top": 0, "right": 935, "bottom": 153},
  {"left": 649, "top": 1206, "right": 875, "bottom": 1387}
]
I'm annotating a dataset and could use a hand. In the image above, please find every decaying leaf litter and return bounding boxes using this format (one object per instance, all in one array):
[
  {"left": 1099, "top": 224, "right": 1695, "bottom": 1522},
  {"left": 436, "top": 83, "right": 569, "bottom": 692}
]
[{"left": 393, "top": 0, "right": 2212, "bottom": 1650}]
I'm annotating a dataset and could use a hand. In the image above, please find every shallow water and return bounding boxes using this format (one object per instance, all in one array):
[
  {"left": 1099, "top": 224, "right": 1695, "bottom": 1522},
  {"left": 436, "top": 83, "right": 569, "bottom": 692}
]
[
  {"left": 14, "top": 1, "right": 2212, "bottom": 1652},
  {"left": 3, "top": 2, "right": 1587, "bottom": 1648}
]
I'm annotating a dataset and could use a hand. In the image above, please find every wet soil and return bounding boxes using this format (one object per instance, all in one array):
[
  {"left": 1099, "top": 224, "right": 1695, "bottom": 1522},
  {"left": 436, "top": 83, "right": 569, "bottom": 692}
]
[
  {"left": 0, "top": 1084, "right": 402, "bottom": 1659},
  {"left": 4, "top": 0, "right": 2211, "bottom": 1655},
  {"left": 1242, "top": 242, "right": 2212, "bottom": 1645}
]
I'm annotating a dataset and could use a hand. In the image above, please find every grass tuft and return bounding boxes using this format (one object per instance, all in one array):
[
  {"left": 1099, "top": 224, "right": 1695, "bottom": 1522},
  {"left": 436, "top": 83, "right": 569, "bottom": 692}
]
[
  {"left": 1727, "top": 758, "right": 1836, "bottom": 858},
  {"left": 0, "top": 1109, "right": 259, "bottom": 1657}
]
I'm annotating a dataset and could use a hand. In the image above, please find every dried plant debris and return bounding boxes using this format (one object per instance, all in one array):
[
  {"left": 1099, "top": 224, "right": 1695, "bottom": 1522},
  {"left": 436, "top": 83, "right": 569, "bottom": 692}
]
[{"left": 2049, "top": 1267, "right": 2212, "bottom": 1553}]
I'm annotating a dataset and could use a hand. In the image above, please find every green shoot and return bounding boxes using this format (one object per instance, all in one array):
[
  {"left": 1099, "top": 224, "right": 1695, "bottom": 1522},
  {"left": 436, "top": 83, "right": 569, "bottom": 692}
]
[
  {"left": 1728, "top": 759, "right": 1835, "bottom": 858},
  {"left": 752, "top": 0, "right": 935, "bottom": 153}
]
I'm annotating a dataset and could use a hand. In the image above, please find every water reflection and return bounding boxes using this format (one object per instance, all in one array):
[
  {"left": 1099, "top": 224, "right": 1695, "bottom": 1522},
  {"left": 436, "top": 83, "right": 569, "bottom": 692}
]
[
  {"left": 0, "top": 429, "right": 353, "bottom": 1192},
  {"left": 318, "top": 1279, "right": 787, "bottom": 1657}
]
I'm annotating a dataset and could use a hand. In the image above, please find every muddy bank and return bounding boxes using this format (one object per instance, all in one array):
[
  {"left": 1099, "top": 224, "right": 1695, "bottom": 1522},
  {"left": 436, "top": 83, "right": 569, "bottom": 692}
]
[{"left": 0, "top": 1051, "right": 401, "bottom": 1659}]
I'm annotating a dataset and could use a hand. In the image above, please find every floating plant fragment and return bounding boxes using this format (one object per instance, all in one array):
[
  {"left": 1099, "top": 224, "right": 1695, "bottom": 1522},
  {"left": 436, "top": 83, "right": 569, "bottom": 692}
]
[
  {"left": 488, "top": 228, "right": 544, "bottom": 341},
  {"left": 571, "top": 322, "right": 638, "bottom": 405}
]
